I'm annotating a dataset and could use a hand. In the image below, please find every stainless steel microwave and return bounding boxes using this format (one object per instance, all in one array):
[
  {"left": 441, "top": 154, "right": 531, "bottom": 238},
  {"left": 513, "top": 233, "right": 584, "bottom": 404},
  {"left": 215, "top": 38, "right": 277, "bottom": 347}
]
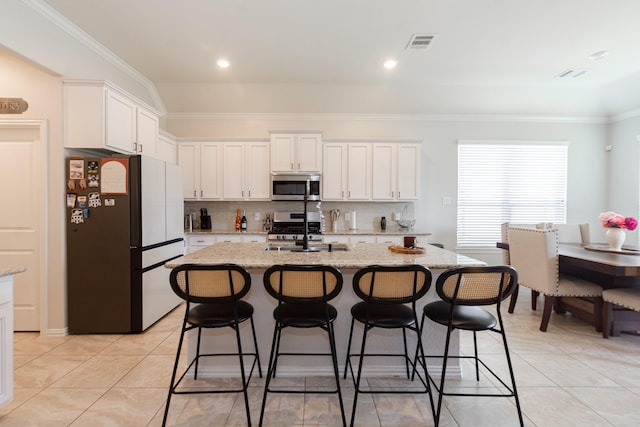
[{"left": 271, "top": 173, "right": 321, "bottom": 201}]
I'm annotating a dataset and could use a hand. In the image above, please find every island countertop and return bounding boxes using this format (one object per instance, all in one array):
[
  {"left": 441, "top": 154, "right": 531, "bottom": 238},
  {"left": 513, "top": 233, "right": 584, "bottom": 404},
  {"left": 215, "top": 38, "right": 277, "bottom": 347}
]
[
  {"left": 166, "top": 242, "right": 483, "bottom": 270},
  {"left": 0, "top": 268, "right": 26, "bottom": 278}
]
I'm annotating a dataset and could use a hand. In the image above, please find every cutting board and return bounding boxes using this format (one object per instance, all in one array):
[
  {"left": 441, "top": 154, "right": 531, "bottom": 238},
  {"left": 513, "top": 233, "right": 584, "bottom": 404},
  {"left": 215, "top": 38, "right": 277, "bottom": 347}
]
[{"left": 388, "top": 245, "right": 426, "bottom": 254}]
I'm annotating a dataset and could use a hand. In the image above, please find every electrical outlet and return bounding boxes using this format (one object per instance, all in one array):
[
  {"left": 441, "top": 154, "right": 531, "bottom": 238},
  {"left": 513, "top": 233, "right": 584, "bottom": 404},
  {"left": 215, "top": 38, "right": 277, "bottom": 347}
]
[
  {"left": 442, "top": 196, "right": 452, "bottom": 206},
  {"left": 345, "top": 212, "right": 352, "bottom": 221},
  {"left": 254, "top": 212, "right": 261, "bottom": 221}
]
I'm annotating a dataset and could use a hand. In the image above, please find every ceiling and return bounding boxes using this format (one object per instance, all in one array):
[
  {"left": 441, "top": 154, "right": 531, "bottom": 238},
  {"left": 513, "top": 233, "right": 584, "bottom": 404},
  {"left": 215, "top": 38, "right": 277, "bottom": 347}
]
[{"left": 40, "top": 0, "right": 640, "bottom": 117}]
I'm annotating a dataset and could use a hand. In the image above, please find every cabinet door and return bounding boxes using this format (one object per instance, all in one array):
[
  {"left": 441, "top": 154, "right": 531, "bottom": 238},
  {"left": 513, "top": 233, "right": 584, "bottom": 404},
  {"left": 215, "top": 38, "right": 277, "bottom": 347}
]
[
  {"left": 246, "top": 142, "right": 270, "bottom": 199},
  {"left": 397, "top": 143, "right": 420, "bottom": 200},
  {"left": 136, "top": 107, "right": 159, "bottom": 157},
  {"left": 157, "top": 133, "right": 177, "bottom": 164},
  {"left": 347, "top": 143, "right": 371, "bottom": 200},
  {"left": 372, "top": 143, "right": 396, "bottom": 200},
  {"left": 105, "top": 90, "right": 136, "bottom": 153},
  {"left": 296, "top": 134, "right": 322, "bottom": 172},
  {"left": 201, "top": 142, "right": 223, "bottom": 199},
  {"left": 223, "top": 143, "right": 246, "bottom": 199},
  {"left": 323, "top": 143, "right": 347, "bottom": 200},
  {"left": 270, "top": 134, "right": 295, "bottom": 172},
  {"left": 178, "top": 143, "right": 199, "bottom": 200}
]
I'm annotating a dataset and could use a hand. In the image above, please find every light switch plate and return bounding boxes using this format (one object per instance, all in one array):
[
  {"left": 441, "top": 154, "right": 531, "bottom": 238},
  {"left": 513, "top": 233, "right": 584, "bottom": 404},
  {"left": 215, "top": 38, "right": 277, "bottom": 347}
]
[
  {"left": 254, "top": 212, "right": 261, "bottom": 221},
  {"left": 442, "top": 196, "right": 452, "bottom": 206}
]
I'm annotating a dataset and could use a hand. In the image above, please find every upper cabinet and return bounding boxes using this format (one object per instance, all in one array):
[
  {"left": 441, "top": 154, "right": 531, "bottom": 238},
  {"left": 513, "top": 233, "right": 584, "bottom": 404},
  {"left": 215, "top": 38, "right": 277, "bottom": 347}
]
[
  {"left": 322, "top": 142, "right": 371, "bottom": 201},
  {"left": 157, "top": 131, "right": 178, "bottom": 164},
  {"left": 323, "top": 141, "right": 421, "bottom": 202},
  {"left": 63, "top": 80, "right": 161, "bottom": 156},
  {"left": 223, "top": 141, "right": 270, "bottom": 200},
  {"left": 178, "top": 141, "right": 223, "bottom": 200},
  {"left": 372, "top": 143, "right": 421, "bottom": 200},
  {"left": 178, "top": 139, "right": 270, "bottom": 201},
  {"left": 270, "top": 132, "right": 322, "bottom": 173}
]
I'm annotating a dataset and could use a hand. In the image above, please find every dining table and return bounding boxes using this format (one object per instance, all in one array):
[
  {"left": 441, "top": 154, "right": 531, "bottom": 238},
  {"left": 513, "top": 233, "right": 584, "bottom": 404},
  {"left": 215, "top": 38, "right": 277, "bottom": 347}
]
[{"left": 497, "top": 241, "right": 640, "bottom": 334}]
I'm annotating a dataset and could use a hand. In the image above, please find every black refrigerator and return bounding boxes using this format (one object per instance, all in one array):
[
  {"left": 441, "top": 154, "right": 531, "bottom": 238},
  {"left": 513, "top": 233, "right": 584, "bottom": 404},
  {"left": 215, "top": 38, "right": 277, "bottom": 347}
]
[{"left": 66, "top": 155, "right": 184, "bottom": 333}]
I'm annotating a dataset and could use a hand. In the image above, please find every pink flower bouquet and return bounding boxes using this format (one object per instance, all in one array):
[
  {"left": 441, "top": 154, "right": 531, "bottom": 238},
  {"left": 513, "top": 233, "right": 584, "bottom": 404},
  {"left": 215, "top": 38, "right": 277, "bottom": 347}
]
[{"left": 598, "top": 211, "right": 638, "bottom": 231}]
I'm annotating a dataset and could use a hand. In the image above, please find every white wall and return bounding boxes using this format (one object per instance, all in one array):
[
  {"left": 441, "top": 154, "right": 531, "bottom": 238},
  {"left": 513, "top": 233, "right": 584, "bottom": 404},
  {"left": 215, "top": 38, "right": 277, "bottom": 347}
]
[
  {"left": 0, "top": 48, "right": 66, "bottom": 333},
  {"left": 608, "top": 115, "right": 640, "bottom": 246}
]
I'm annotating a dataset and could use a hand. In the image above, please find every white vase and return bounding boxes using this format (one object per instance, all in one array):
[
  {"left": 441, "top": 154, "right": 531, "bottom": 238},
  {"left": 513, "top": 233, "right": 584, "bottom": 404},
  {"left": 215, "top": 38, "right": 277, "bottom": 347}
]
[{"left": 606, "top": 228, "right": 625, "bottom": 251}]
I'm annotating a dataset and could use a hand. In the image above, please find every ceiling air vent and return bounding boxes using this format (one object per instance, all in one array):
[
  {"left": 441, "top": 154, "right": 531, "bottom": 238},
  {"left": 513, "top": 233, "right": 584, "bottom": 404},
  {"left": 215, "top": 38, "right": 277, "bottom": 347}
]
[
  {"left": 557, "top": 69, "right": 587, "bottom": 78},
  {"left": 406, "top": 34, "right": 436, "bottom": 50}
]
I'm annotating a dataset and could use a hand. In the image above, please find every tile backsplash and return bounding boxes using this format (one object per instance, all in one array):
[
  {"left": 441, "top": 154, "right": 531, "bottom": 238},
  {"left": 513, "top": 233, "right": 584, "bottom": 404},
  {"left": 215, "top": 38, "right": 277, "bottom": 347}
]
[{"left": 184, "top": 201, "right": 416, "bottom": 233}]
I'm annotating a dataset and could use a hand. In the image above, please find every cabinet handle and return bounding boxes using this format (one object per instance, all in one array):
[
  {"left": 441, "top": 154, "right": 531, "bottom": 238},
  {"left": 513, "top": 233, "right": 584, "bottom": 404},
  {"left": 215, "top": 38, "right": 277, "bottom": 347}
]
[
  {"left": 139, "top": 144, "right": 143, "bottom": 152},
  {"left": 348, "top": 191, "right": 351, "bottom": 198},
  {"left": 291, "top": 162, "right": 294, "bottom": 170},
  {"left": 391, "top": 191, "right": 394, "bottom": 197},
  {"left": 194, "top": 190, "right": 197, "bottom": 197},
  {"left": 248, "top": 190, "right": 251, "bottom": 197},
  {"left": 196, "top": 240, "right": 205, "bottom": 243},
  {"left": 398, "top": 191, "right": 400, "bottom": 198},
  {"left": 298, "top": 162, "right": 300, "bottom": 170},
  {"left": 200, "top": 190, "right": 203, "bottom": 197}
]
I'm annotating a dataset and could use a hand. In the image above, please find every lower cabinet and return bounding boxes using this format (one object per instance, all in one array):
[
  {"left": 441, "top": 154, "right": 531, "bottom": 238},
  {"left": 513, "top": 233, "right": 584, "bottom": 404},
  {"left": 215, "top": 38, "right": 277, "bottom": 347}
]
[{"left": 185, "top": 234, "right": 266, "bottom": 253}]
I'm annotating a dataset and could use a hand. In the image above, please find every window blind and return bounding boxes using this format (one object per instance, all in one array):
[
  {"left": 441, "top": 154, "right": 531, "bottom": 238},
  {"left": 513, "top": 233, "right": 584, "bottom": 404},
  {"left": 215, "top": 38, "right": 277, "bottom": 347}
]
[{"left": 457, "top": 141, "right": 568, "bottom": 248}]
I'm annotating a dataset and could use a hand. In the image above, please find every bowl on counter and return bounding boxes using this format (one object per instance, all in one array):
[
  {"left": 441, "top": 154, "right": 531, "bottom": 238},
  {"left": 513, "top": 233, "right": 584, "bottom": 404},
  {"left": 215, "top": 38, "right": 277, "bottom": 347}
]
[{"left": 396, "top": 219, "right": 416, "bottom": 230}]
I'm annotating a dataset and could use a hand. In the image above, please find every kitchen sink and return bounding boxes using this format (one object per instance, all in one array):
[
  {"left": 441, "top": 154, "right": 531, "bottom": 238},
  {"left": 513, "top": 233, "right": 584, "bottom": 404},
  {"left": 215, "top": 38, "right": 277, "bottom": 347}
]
[{"left": 264, "top": 243, "right": 349, "bottom": 252}]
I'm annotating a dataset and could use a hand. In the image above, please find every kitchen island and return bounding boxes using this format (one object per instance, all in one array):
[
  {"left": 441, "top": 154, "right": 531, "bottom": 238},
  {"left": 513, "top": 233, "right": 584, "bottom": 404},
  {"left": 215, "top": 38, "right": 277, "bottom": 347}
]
[
  {"left": 165, "top": 242, "right": 485, "bottom": 378},
  {"left": 1, "top": 268, "right": 25, "bottom": 408}
]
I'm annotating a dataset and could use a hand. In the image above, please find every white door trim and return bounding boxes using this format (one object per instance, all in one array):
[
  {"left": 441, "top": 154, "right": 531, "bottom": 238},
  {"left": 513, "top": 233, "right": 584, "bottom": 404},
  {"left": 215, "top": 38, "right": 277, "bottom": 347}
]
[{"left": 0, "top": 119, "right": 48, "bottom": 334}]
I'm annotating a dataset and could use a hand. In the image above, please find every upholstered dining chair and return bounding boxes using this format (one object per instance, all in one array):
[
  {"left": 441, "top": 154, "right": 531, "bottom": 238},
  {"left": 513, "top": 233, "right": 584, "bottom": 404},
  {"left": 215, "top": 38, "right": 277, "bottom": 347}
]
[
  {"left": 507, "top": 226, "right": 603, "bottom": 332},
  {"left": 602, "top": 288, "right": 640, "bottom": 338}
]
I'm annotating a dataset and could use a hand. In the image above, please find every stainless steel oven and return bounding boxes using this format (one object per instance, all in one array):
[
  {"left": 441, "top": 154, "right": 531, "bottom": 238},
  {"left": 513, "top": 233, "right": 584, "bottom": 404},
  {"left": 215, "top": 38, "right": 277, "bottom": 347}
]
[
  {"left": 268, "top": 211, "right": 323, "bottom": 242},
  {"left": 271, "top": 173, "right": 321, "bottom": 201}
]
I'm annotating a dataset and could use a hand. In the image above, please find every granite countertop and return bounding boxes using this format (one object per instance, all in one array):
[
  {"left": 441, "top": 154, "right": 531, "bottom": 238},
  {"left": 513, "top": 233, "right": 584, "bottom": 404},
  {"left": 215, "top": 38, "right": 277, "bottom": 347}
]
[
  {"left": 166, "top": 242, "right": 483, "bottom": 270},
  {"left": 0, "top": 267, "right": 26, "bottom": 278},
  {"left": 185, "top": 229, "right": 430, "bottom": 236}
]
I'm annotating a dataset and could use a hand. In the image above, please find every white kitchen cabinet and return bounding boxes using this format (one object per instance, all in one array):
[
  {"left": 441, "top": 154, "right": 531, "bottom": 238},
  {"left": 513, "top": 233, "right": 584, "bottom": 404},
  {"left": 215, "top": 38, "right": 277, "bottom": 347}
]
[
  {"left": 372, "top": 143, "right": 421, "bottom": 201},
  {"left": 136, "top": 106, "right": 159, "bottom": 157},
  {"left": 347, "top": 143, "right": 372, "bottom": 200},
  {"left": 376, "top": 235, "right": 404, "bottom": 245},
  {"left": 271, "top": 133, "right": 322, "bottom": 173},
  {"left": 322, "top": 142, "right": 371, "bottom": 201},
  {"left": 157, "top": 131, "right": 177, "bottom": 164},
  {"left": 64, "top": 80, "right": 161, "bottom": 156},
  {"left": 322, "top": 143, "right": 348, "bottom": 200},
  {"left": 223, "top": 142, "right": 270, "bottom": 200},
  {"left": 0, "top": 274, "right": 15, "bottom": 408},
  {"left": 324, "top": 235, "right": 351, "bottom": 244},
  {"left": 178, "top": 141, "right": 223, "bottom": 200}
]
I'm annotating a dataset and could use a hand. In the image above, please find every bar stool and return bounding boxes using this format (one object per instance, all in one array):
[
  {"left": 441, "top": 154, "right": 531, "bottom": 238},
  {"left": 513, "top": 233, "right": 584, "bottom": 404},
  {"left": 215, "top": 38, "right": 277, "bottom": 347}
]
[
  {"left": 259, "top": 264, "right": 346, "bottom": 427},
  {"left": 344, "top": 264, "right": 435, "bottom": 427},
  {"left": 420, "top": 265, "right": 523, "bottom": 427},
  {"left": 162, "top": 264, "right": 261, "bottom": 427}
]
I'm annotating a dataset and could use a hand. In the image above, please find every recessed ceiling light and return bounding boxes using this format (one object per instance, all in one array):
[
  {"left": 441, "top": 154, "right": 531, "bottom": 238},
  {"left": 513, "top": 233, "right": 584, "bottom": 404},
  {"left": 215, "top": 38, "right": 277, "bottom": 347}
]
[
  {"left": 589, "top": 50, "right": 609, "bottom": 61},
  {"left": 217, "top": 59, "right": 230, "bottom": 68},
  {"left": 383, "top": 59, "right": 398, "bottom": 70}
]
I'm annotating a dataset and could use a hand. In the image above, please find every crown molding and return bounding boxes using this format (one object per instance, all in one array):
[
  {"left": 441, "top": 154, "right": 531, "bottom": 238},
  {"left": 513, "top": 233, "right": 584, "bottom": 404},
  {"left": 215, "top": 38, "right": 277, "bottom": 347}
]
[
  {"left": 166, "top": 112, "right": 609, "bottom": 124},
  {"left": 610, "top": 107, "right": 640, "bottom": 123},
  {"left": 24, "top": 0, "right": 167, "bottom": 115}
]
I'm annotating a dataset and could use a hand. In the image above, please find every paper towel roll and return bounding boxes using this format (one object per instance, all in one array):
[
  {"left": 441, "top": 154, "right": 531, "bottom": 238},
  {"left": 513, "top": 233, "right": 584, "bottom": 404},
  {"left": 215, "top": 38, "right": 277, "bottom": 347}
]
[{"left": 349, "top": 211, "right": 357, "bottom": 230}]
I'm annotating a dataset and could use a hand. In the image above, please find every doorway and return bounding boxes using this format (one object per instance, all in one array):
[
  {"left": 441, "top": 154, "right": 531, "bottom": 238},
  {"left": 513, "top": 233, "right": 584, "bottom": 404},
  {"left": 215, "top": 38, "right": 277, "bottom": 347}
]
[{"left": 0, "top": 120, "right": 46, "bottom": 331}]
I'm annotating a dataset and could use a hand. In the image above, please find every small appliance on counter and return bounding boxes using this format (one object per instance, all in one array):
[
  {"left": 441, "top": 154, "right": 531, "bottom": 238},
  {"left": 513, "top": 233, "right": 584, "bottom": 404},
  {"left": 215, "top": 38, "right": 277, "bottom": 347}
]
[{"left": 200, "top": 208, "right": 211, "bottom": 230}]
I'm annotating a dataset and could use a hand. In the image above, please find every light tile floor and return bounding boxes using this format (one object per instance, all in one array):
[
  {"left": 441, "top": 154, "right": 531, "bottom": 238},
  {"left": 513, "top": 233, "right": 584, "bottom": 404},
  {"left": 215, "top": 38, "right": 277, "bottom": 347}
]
[{"left": 2, "top": 289, "right": 640, "bottom": 426}]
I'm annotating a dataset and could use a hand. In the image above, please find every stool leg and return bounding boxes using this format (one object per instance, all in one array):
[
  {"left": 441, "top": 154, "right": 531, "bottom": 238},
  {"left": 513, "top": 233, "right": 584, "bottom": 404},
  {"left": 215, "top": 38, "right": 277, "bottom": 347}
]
[
  {"left": 411, "top": 312, "right": 427, "bottom": 381},
  {"left": 402, "top": 328, "right": 410, "bottom": 379},
  {"left": 328, "top": 322, "right": 347, "bottom": 427},
  {"left": 349, "top": 322, "right": 370, "bottom": 427},
  {"left": 343, "top": 316, "right": 356, "bottom": 379},
  {"left": 194, "top": 327, "right": 202, "bottom": 380},
  {"left": 272, "top": 326, "right": 283, "bottom": 378},
  {"left": 497, "top": 314, "right": 524, "bottom": 426},
  {"left": 162, "top": 323, "right": 187, "bottom": 427},
  {"left": 249, "top": 315, "right": 263, "bottom": 377},
  {"left": 414, "top": 317, "right": 436, "bottom": 423},
  {"left": 434, "top": 324, "right": 454, "bottom": 427},
  {"left": 259, "top": 322, "right": 281, "bottom": 427},
  {"left": 233, "top": 322, "right": 252, "bottom": 426},
  {"left": 473, "top": 331, "right": 480, "bottom": 381}
]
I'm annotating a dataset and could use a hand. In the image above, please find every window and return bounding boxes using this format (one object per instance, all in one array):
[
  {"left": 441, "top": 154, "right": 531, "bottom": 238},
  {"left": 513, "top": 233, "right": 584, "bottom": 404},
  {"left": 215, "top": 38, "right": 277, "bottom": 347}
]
[{"left": 457, "top": 140, "right": 568, "bottom": 248}]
